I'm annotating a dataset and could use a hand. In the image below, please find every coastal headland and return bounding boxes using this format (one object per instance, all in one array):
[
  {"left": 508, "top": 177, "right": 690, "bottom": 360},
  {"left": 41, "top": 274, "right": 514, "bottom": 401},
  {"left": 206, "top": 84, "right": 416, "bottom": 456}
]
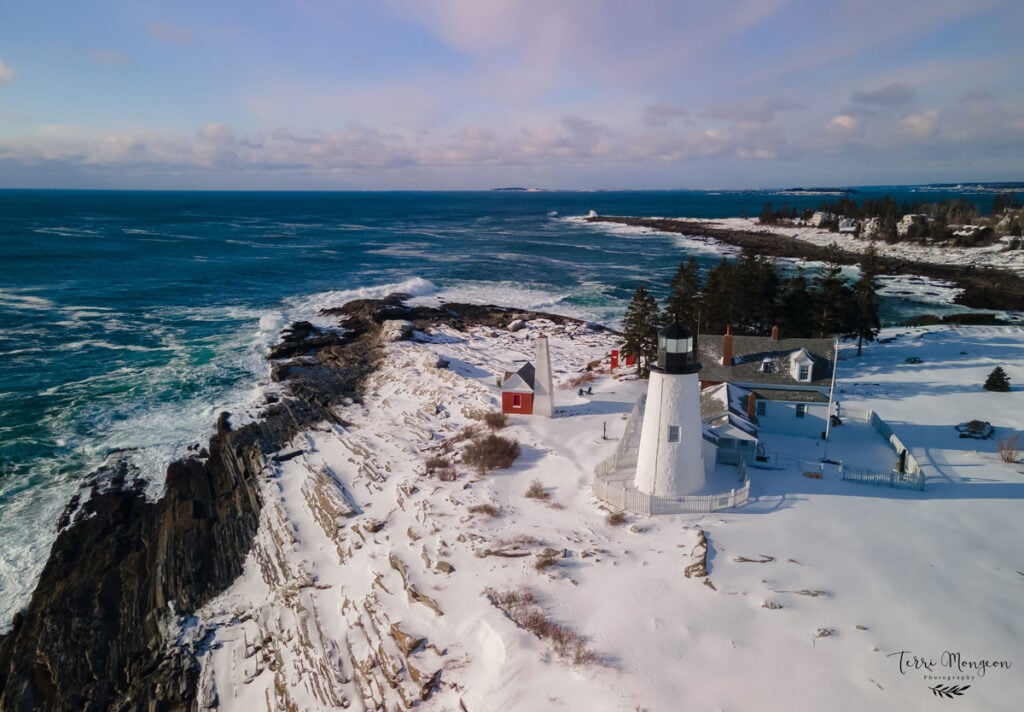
[
  {"left": 587, "top": 215, "right": 1024, "bottom": 312},
  {"left": 0, "top": 296, "right": 593, "bottom": 711},
  {"left": 1, "top": 294, "right": 1021, "bottom": 711}
]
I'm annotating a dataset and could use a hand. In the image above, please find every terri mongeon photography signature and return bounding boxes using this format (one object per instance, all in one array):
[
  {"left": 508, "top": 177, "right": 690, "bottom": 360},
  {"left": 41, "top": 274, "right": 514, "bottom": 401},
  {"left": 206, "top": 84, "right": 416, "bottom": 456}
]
[{"left": 888, "top": 649, "right": 1013, "bottom": 697}]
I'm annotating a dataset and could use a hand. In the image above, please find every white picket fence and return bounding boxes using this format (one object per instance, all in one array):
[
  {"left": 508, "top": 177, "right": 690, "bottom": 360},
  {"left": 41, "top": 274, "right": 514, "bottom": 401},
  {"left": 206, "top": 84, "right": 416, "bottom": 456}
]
[
  {"left": 838, "top": 463, "right": 924, "bottom": 490},
  {"left": 594, "top": 459, "right": 750, "bottom": 515},
  {"left": 836, "top": 407, "right": 925, "bottom": 490}
]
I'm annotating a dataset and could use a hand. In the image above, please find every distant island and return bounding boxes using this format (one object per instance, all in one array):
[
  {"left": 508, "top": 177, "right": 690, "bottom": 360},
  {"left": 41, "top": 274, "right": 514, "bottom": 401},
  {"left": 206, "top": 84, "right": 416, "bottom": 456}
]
[{"left": 780, "top": 187, "right": 859, "bottom": 195}]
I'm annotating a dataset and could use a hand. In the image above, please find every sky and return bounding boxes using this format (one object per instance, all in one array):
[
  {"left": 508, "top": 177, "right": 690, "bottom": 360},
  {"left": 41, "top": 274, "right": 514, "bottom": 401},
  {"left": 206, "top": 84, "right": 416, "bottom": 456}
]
[{"left": 0, "top": 0, "right": 1022, "bottom": 190}]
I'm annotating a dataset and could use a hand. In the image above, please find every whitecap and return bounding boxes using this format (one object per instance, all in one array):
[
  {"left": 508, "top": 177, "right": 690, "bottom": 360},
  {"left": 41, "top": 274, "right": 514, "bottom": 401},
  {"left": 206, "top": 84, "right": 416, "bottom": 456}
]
[
  {"left": 0, "top": 289, "right": 57, "bottom": 312},
  {"left": 259, "top": 312, "right": 284, "bottom": 333},
  {"left": 293, "top": 277, "right": 439, "bottom": 323}
]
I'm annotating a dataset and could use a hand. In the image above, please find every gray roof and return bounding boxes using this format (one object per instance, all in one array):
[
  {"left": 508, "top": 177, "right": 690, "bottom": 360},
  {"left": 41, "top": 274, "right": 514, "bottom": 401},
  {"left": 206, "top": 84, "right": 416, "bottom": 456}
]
[
  {"left": 697, "top": 334, "right": 836, "bottom": 388},
  {"left": 750, "top": 388, "right": 829, "bottom": 403},
  {"left": 501, "top": 362, "right": 535, "bottom": 393}
]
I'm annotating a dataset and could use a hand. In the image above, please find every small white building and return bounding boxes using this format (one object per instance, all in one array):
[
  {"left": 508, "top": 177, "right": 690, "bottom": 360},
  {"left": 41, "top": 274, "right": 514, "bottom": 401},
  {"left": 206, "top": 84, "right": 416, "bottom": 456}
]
[
  {"left": 700, "top": 382, "right": 760, "bottom": 466},
  {"left": 838, "top": 218, "right": 858, "bottom": 234},
  {"left": 898, "top": 214, "right": 928, "bottom": 237},
  {"left": 810, "top": 211, "right": 833, "bottom": 227}
]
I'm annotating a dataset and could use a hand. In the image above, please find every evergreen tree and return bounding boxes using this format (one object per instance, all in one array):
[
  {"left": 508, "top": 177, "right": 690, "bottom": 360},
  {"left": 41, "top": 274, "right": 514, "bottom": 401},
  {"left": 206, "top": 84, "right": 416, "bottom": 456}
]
[
  {"left": 984, "top": 366, "right": 1011, "bottom": 392},
  {"left": 621, "top": 286, "right": 660, "bottom": 376},
  {"left": 663, "top": 257, "right": 702, "bottom": 328},
  {"left": 812, "top": 242, "right": 854, "bottom": 338},
  {"left": 850, "top": 239, "right": 881, "bottom": 356},
  {"left": 699, "top": 259, "right": 739, "bottom": 334},
  {"left": 778, "top": 267, "right": 816, "bottom": 338},
  {"left": 732, "top": 254, "right": 780, "bottom": 335},
  {"left": 993, "top": 193, "right": 1021, "bottom": 213}
]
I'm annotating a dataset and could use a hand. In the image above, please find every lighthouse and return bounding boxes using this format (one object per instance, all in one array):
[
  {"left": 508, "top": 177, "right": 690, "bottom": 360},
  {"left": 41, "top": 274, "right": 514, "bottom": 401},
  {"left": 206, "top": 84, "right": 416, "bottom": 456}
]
[{"left": 633, "top": 323, "right": 707, "bottom": 498}]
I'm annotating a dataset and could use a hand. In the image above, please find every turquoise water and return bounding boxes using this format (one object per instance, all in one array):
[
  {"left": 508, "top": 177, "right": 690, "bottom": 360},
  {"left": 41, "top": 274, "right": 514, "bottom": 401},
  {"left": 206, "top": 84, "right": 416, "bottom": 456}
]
[{"left": 0, "top": 186, "right": 1008, "bottom": 624}]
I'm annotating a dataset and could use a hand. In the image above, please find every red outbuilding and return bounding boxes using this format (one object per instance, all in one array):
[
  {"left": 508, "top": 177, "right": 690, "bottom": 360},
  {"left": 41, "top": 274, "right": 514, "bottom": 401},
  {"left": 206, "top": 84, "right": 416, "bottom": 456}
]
[{"left": 500, "top": 362, "right": 536, "bottom": 415}]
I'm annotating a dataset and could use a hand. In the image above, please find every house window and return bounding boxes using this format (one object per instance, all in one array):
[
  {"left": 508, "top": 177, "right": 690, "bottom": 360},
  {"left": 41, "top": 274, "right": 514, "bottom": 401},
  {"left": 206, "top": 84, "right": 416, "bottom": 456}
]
[
  {"left": 667, "top": 425, "right": 680, "bottom": 442},
  {"left": 512, "top": 394, "right": 522, "bottom": 408},
  {"left": 798, "top": 364, "right": 812, "bottom": 380},
  {"left": 756, "top": 400, "right": 766, "bottom": 417},
  {"left": 795, "top": 404, "right": 807, "bottom": 418},
  {"left": 760, "top": 359, "right": 774, "bottom": 373}
]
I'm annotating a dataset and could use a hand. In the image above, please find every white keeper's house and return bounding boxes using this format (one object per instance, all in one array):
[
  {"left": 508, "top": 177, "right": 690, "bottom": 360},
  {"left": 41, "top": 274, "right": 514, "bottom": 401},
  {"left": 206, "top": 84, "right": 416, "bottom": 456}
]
[{"left": 697, "top": 326, "right": 838, "bottom": 450}]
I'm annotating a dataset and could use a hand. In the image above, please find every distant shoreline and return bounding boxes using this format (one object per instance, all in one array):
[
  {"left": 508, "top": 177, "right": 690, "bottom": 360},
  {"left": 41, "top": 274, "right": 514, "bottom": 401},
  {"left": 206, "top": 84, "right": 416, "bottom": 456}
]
[{"left": 586, "top": 215, "right": 1024, "bottom": 313}]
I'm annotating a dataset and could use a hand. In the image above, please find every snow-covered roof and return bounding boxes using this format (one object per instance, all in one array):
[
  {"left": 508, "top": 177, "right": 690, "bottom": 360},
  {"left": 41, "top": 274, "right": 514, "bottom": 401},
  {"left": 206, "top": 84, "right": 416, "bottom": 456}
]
[
  {"left": 698, "top": 334, "right": 835, "bottom": 388},
  {"left": 700, "top": 382, "right": 758, "bottom": 438},
  {"left": 501, "top": 362, "right": 535, "bottom": 393}
]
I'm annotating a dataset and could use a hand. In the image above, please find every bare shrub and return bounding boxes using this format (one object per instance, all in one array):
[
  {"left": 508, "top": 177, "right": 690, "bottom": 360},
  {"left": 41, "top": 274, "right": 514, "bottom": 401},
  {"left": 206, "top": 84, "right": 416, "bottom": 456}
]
[
  {"left": 561, "top": 371, "right": 598, "bottom": 390},
  {"left": 486, "top": 586, "right": 537, "bottom": 614},
  {"left": 484, "top": 586, "right": 600, "bottom": 665},
  {"left": 996, "top": 434, "right": 1021, "bottom": 463},
  {"left": 495, "top": 534, "right": 543, "bottom": 548},
  {"left": 606, "top": 511, "right": 627, "bottom": 527},
  {"left": 424, "top": 455, "right": 449, "bottom": 471},
  {"left": 535, "top": 550, "right": 560, "bottom": 571},
  {"left": 483, "top": 411, "right": 509, "bottom": 430},
  {"left": 525, "top": 479, "right": 551, "bottom": 501},
  {"left": 462, "top": 434, "right": 521, "bottom": 474},
  {"left": 458, "top": 423, "right": 483, "bottom": 441},
  {"left": 468, "top": 503, "right": 501, "bottom": 518},
  {"left": 437, "top": 466, "right": 458, "bottom": 482}
]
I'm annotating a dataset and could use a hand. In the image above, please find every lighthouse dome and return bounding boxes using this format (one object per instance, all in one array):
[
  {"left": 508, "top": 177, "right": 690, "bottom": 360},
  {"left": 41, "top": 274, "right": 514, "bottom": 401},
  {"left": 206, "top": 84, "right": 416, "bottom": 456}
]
[{"left": 655, "top": 322, "right": 700, "bottom": 374}]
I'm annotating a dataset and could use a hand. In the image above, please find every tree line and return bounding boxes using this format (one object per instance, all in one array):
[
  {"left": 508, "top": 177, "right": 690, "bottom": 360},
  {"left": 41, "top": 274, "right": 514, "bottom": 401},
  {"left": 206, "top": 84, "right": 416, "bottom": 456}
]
[{"left": 621, "top": 242, "right": 881, "bottom": 375}]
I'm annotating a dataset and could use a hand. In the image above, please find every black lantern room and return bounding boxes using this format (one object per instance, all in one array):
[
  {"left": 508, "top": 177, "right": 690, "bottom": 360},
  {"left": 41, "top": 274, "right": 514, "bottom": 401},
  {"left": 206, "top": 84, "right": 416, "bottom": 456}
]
[{"left": 655, "top": 323, "right": 700, "bottom": 374}]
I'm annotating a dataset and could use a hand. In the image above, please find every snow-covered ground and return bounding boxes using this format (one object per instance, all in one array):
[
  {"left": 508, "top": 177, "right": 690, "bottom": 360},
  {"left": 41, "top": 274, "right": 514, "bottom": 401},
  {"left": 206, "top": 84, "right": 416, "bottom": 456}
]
[
  {"left": 701, "top": 217, "right": 1024, "bottom": 276},
  {"left": 189, "top": 320, "right": 1024, "bottom": 711}
]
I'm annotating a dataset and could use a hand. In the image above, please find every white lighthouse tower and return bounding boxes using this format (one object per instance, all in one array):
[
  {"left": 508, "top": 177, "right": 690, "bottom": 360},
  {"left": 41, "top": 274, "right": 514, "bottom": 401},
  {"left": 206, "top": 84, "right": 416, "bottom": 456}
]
[
  {"left": 533, "top": 335, "right": 555, "bottom": 418},
  {"left": 633, "top": 323, "right": 706, "bottom": 497}
]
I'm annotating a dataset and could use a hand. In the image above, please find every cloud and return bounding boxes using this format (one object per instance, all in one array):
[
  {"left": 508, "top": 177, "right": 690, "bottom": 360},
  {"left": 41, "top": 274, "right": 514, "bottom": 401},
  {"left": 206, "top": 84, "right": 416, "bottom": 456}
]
[
  {"left": 386, "top": 0, "right": 794, "bottom": 95},
  {"left": 827, "top": 114, "right": 861, "bottom": 135},
  {"left": 899, "top": 109, "right": 939, "bottom": 138},
  {"left": 850, "top": 82, "right": 915, "bottom": 107},
  {"left": 145, "top": 22, "right": 196, "bottom": 46},
  {"left": 90, "top": 50, "right": 131, "bottom": 67},
  {"left": 643, "top": 102, "right": 691, "bottom": 127},
  {"left": 701, "top": 96, "right": 802, "bottom": 124},
  {"left": 0, "top": 58, "right": 14, "bottom": 85},
  {"left": 0, "top": 115, "right": 781, "bottom": 175},
  {"left": 960, "top": 88, "right": 992, "bottom": 103}
]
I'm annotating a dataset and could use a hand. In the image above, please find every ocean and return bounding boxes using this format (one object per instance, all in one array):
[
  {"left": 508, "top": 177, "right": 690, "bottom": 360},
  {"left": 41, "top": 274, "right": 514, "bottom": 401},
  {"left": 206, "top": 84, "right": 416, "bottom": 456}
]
[{"left": 0, "top": 186, "right": 1009, "bottom": 625}]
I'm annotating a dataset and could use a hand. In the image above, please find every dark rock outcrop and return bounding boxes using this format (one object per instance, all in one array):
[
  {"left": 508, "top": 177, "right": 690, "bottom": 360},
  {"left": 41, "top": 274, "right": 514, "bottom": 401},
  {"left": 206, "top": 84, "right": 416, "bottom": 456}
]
[{"left": 0, "top": 399, "right": 332, "bottom": 711}]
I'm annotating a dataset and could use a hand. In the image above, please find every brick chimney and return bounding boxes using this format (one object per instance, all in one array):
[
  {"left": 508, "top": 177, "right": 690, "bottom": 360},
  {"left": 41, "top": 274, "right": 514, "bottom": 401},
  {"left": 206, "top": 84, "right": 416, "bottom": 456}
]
[
  {"left": 747, "top": 391, "right": 757, "bottom": 419},
  {"left": 721, "top": 325, "right": 733, "bottom": 366},
  {"left": 771, "top": 324, "right": 780, "bottom": 340}
]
